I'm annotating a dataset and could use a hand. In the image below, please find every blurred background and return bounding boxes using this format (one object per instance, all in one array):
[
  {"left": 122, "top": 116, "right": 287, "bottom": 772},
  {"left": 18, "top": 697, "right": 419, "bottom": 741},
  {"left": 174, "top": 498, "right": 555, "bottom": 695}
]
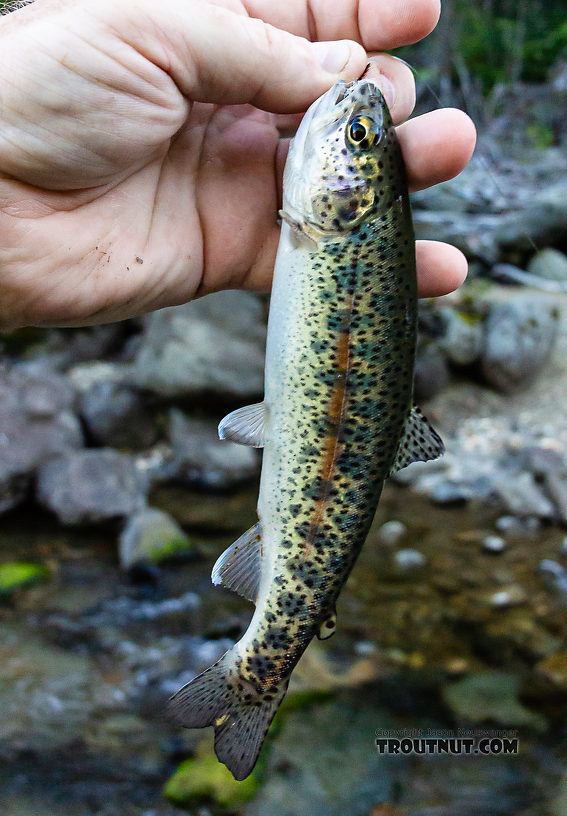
[{"left": 1, "top": 1, "right": 567, "bottom": 814}]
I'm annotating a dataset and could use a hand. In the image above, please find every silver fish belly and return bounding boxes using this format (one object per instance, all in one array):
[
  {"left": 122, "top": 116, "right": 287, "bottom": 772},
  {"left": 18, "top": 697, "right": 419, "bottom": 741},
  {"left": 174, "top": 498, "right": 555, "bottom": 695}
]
[{"left": 169, "top": 79, "right": 444, "bottom": 781}]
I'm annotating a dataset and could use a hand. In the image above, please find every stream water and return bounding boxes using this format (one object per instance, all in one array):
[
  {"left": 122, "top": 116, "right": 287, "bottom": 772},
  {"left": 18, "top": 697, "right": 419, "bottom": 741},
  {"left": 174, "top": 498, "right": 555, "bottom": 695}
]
[{"left": 2, "top": 482, "right": 567, "bottom": 815}]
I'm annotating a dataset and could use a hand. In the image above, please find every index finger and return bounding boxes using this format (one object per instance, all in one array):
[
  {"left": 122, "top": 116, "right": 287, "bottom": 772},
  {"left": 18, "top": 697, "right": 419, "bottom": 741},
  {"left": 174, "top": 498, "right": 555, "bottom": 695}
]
[{"left": 242, "top": 0, "right": 441, "bottom": 49}]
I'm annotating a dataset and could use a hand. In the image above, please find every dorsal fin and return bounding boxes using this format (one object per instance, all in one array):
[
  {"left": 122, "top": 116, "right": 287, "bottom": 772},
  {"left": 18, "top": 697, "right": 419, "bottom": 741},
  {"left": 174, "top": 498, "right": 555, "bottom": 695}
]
[
  {"left": 218, "top": 402, "right": 268, "bottom": 448},
  {"left": 389, "top": 406, "right": 445, "bottom": 476},
  {"left": 211, "top": 522, "right": 263, "bottom": 604}
]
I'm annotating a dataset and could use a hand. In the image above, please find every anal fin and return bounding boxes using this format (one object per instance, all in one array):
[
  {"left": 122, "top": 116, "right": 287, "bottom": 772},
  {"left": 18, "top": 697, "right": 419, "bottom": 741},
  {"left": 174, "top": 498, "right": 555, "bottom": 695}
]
[
  {"left": 389, "top": 406, "right": 445, "bottom": 476},
  {"left": 211, "top": 522, "right": 263, "bottom": 604}
]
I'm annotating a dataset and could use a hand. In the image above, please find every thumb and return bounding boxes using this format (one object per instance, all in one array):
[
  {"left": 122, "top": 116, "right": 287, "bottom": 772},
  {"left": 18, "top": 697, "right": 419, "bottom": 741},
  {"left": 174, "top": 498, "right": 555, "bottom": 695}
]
[{"left": 111, "top": 0, "right": 368, "bottom": 113}]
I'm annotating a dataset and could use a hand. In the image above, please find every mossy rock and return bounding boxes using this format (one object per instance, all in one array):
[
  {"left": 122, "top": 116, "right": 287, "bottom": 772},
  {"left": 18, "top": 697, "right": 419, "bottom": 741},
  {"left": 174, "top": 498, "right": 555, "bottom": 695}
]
[
  {"left": 119, "top": 508, "right": 195, "bottom": 570},
  {"left": 0, "top": 562, "right": 50, "bottom": 597},
  {"left": 164, "top": 752, "right": 261, "bottom": 810}
]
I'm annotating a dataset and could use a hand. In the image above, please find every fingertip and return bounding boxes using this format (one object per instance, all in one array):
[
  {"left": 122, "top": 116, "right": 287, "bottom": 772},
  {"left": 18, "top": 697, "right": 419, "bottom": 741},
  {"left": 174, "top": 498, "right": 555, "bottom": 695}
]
[
  {"left": 312, "top": 39, "right": 367, "bottom": 80},
  {"left": 416, "top": 240, "right": 468, "bottom": 298}
]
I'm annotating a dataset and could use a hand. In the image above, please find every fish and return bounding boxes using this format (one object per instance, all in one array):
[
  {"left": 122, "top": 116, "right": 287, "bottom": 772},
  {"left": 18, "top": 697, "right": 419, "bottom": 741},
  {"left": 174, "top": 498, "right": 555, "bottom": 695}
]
[{"left": 168, "top": 77, "right": 444, "bottom": 780}]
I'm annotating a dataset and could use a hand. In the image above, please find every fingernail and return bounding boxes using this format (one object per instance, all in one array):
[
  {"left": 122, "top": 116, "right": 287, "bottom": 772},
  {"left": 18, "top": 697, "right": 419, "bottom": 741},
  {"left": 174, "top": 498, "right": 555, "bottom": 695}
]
[
  {"left": 312, "top": 40, "right": 352, "bottom": 74},
  {"left": 377, "top": 74, "right": 396, "bottom": 110}
]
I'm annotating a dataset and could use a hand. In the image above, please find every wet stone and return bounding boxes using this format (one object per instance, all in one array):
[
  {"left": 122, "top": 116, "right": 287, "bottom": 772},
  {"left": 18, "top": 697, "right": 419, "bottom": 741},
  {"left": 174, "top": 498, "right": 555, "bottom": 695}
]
[
  {"left": 377, "top": 520, "right": 407, "bottom": 547},
  {"left": 80, "top": 382, "right": 157, "bottom": 450},
  {"left": 132, "top": 291, "right": 267, "bottom": 398},
  {"left": 36, "top": 449, "right": 148, "bottom": 525},
  {"left": 393, "top": 548, "right": 427, "bottom": 570},
  {"left": 0, "top": 366, "right": 83, "bottom": 514},
  {"left": 166, "top": 409, "right": 259, "bottom": 489},
  {"left": 119, "top": 508, "right": 195, "bottom": 570},
  {"left": 482, "top": 535, "right": 507, "bottom": 553},
  {"left": 481, "top": 297, "right": 560, "bottom": 393}
]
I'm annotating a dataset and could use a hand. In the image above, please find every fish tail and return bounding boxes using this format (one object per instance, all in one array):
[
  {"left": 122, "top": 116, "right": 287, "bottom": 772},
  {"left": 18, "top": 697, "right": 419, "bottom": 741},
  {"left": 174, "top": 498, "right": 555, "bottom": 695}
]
[{"left": 167, "top": 650, "right": 288, "bottom": 780}]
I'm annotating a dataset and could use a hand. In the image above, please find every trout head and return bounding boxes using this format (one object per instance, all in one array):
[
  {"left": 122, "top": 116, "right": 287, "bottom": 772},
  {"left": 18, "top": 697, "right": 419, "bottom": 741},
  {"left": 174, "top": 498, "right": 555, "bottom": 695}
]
[{"left": 282, "top": 80, "right": 406, "bottom": 238}]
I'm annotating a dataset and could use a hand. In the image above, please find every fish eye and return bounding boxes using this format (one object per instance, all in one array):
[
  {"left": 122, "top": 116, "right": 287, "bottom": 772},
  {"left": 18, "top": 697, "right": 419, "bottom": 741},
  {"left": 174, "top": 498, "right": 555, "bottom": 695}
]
[{"left": 347, "top": 116, "right": 376, "bottom": 150}]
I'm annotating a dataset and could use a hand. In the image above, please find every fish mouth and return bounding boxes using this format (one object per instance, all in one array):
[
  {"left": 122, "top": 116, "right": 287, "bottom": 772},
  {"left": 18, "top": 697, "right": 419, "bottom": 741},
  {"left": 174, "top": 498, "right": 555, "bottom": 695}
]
[{"left": 315, "top": 79, "right": 384, "bottom": 123}]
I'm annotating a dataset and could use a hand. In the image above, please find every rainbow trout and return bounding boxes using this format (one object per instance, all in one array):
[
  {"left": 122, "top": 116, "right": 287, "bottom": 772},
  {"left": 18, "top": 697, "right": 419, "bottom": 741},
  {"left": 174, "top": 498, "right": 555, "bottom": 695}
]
[{"left": 169, "top": 78, "right": 444, "bottom": 779}]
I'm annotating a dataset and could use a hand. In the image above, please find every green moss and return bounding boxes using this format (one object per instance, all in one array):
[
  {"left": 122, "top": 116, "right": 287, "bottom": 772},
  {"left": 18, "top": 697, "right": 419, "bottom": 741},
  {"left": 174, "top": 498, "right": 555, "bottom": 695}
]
[
  {"left": 0, "top": 562, "right": 50, "bottom": 597},
  {"left": 526, "top": 123, "right": 554, "bottom": 150},
  {"left": 163, "top": 686, "right": 333, "bottom": 810},
  {"left": 164, "top": 754, "right": 261, "bottom": 810},
  {"left": 145, "top": 534, "right": 194, "bottom": 564}
]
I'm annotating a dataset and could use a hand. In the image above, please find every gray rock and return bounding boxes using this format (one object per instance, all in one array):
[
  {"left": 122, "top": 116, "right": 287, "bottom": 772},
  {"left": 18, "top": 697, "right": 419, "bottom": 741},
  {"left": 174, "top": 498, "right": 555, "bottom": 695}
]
[
  {"left": 0, "top": 366, "right": 83, "bottom": 513},
  {"left": 36, "top": 449, "right": 148, "bottom": 525},
  {"left": 443, "top": 672, "right": 546, "bottom": 730},
  {"left": 80, "top": 382, "right": 156, "bottom": 450},
  {"left": 167, "top": 408, "right": 259, "bottom": 488},
  {"left": 482, "top": 535, "right": 507, "bottom": 553},
  {"left": 413, "top": 341, "right": 450, "bottom": 402},
  {"left": 481, "top": 298, "right": 559, "bottom": 393},
  {"left": 491, "top": 471, "right": 555, "bottom": 519},
  {"left": 394, "top": 548, "right": 426, "bottom": 570},
  {"left": 441, "top": 309, "right": 484, "bottom": 366},
  {"left": 119, "top": 508, "right": 195, "bottom": 570},
  {"left": 431, "top": 479, "right": 473, "bottom": 506},
  {"left": 132, "top": 291, "right": 266, "bottom": 398},
  {"left": 377, "top": 520, "right": 407, "bottom": 547},
  {"left": 244, "top": 702, "right": 394, "bottom": 816},
  {"left": 527, "top": 248, "right": 567, "bottom": 283}
]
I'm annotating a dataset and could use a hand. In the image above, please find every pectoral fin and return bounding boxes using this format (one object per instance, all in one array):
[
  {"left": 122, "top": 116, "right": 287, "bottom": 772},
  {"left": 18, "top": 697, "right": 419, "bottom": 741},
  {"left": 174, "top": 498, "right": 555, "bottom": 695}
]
[
  {"left": 211, "top": 522, "right": 263, "bottom": 604},
  {"left": 389, "top": 406, "right": 445, "bottom": 476},
  {"left": 218, "top": 402, "right": 268, "bottom": 448}
]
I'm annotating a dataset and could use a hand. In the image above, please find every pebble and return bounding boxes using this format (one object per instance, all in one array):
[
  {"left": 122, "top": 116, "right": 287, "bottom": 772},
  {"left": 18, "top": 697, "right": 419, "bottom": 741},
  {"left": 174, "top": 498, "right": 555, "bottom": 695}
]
[
  {"left": 354, "top": 641, "right": 378, "bottom": 657},
  {"left": 394, "top": 549, "right": 427, "bottom": 570},
  {"left": 482, "top": 535, "right": 507, "bottom": 553},
  {"left": 488, "top": 586, "right": 527, "bottom": 607},
  {"left": 495, "top": 515, "right": 540, "bottom": 536},
  {"left": 377, "top": 520, "right": 407, "bottom": 547}
]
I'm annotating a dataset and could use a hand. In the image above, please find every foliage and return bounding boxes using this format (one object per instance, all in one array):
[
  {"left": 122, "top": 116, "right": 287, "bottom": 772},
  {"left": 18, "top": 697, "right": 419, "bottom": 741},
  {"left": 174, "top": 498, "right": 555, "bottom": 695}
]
[{"left": 456, "top": 1, "right": 567, "bottom": 89}]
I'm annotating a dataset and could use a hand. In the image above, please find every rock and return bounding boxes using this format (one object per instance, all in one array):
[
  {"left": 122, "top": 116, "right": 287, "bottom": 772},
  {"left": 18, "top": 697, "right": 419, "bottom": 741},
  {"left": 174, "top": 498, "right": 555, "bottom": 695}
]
[
  {"left": 167, "top": 409, "right": 259, "bottom": 489},
  {"left": 0, "top": 622, "right": 94, "bottom": 755},
  {"left": 487, "top": 586, "right": 527, "bottom": 607},
  {"left": 67, "top": 361, "right": 128, "bottom": 392},
  {"left": 539, "top": 559, "right": 567, "bottom": 596},
  {"left": 377, "top": 520, "right": 407, "bottom": 547},
  {"left": 164, "top": 744, "right": 261, "bottom": 810},
  {"left": 442, "top": 672, "right": 546, "bottom": 731},
  {"left": 0, "top": 562, "right": 50, "bottom": 598},
  {"left": 80, "top": 382, "right": 156, "bottom": 450},
  {"left": 119, "top": 508, "right": 195, "bottom": 570},
  {"left": 441, "top": 309, "right": 484, "bottom": 367},
  {"left": 244, "top": 702, "right": 394, "bottom": 816},
  {"left": 481, "top": 298, "right": 559, "bottom": 393},
  {"left": 36, "top": 449, "right": 148, "bottom": 525},
  {"left": 132, "top": 291, "right": 266, "bottom": 398},
  {"left": 536, "top": 651, "right": 567, "bottom": 691},
  {"left": 527, "top": 248, "right": 567, "bottom": 283},
  {"left": 495, "top": 515, "right": 540, "bottom": 536},
  {"left": 413, "top": 341, "right": 449, "bottom": 402},
  {"left": 482, "top": 535, "right": 507, "bottom": 553},
  {"left": 431, "top": 479, "right": 472, "bottom": 506},
  {"left": 491, "top": 471, "right": 555, "bottom": 519},
  {"left": 393, "top": 549, "right": 427, "bottom": 570},
  {"left": 0, "top": 366, "right": 83, "bottom": 513}
]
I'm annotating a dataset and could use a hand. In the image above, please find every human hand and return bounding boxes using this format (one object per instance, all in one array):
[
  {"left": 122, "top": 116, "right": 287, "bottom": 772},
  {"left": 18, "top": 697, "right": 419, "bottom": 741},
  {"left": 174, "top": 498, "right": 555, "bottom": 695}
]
[{"left": 0, "top": 0, "right": 476, "bottom": 329}]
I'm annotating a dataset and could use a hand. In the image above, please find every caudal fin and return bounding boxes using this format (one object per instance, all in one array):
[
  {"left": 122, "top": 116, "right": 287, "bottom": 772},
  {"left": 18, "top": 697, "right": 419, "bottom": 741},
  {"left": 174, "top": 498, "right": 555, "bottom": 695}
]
[{"left": 168, "top": 651, "right": 288, "bottom": 780}]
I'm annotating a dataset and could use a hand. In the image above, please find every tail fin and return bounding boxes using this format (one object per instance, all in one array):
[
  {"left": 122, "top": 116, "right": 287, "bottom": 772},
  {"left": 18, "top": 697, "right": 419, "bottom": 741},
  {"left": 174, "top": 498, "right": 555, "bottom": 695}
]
[{"left": 168, "top": 650, "right": 288, "bottom": 780}]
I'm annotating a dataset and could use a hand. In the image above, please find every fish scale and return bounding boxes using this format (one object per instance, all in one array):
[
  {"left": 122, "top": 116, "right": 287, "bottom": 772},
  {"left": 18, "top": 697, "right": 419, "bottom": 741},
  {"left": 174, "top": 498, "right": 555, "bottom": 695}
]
[{"left": 169, "top": 79, "right": 444, "bottom": 781}]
